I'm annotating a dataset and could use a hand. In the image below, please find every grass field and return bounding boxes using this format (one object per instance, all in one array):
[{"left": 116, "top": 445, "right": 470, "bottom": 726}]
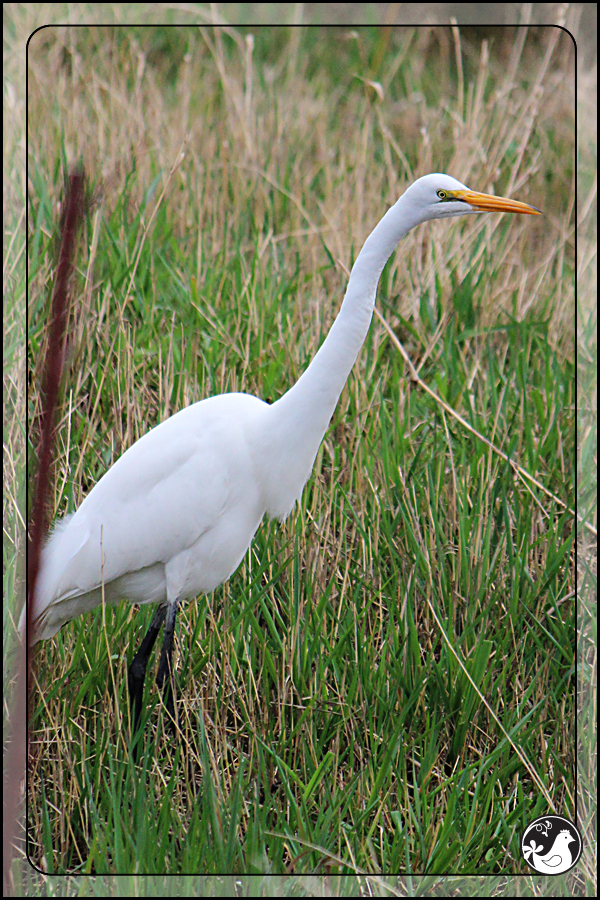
[{"left": 4, "top": 7, "right": 594, "bottom": 896}]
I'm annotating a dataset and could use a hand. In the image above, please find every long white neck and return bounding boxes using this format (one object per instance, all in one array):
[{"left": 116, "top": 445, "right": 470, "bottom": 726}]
[{"left": 259, "top": 188, "right": 427, "bottom": 519}]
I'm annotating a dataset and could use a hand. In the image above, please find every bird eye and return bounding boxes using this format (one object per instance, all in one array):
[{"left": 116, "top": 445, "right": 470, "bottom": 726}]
[{"left": 436, "top": 189, "right": 447, "bottom": 200}]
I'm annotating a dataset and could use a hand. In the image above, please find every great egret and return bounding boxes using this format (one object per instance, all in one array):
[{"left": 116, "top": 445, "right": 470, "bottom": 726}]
[{"left": 22, "top": 173, "right": 539, "bottom": 747}]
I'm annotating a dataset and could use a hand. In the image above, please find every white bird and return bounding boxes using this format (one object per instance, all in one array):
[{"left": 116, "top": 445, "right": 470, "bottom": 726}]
[
  {"left": 523, "top": 829, "right": 575, "bottom": 874},
  {"left": 22, "top": 174, "right": 540, "bottom": 749}
]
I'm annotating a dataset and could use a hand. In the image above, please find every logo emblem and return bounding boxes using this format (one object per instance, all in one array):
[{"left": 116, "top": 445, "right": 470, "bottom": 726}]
[{"left": 521, "top": 815, "right": 582, "bottom": 875}]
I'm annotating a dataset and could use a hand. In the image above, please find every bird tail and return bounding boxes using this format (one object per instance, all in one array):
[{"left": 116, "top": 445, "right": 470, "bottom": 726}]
[{"left": 19, "top": 514, "right": 88, "bottom": 643}]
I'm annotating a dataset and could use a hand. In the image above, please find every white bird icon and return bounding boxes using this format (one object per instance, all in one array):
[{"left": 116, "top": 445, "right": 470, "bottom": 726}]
[
  {"left": 21, "top": 174, "right": 540, "bottom": 755},
  {"left": 523, "top": 829, "right": 575, "bottom": 874}
]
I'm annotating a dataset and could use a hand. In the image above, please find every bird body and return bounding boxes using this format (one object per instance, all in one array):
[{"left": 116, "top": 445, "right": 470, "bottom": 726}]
[
  {"left": 22, "top": 174, "right": 539, "bottom": 747},
  {"left": 31, "top": 394, "right": 269, "bottom": 640}
]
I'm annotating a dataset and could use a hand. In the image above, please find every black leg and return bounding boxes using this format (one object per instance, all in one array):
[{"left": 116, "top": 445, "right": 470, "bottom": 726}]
[
  {"left": 127, "top": 604, "right": 167, "bottom": 754},
  {"left": 156, "top": 598, "right": 180, "bottom": 733}
]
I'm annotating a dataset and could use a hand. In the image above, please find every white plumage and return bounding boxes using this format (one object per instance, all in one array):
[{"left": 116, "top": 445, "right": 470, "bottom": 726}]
[{"left": 22, "top": 174, "right": 539, "bottom": 746}]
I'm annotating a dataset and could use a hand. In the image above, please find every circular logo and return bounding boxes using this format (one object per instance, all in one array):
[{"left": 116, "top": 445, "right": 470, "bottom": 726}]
[{"left": 521, "top": 815, "right": 582, "bottom": 875}]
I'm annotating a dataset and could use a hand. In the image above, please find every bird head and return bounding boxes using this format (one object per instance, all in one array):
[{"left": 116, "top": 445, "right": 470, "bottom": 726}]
[
  {"left": 402, "top": 173, "right": 541, "bottom": 224},
  {"left": 558, "top": 829, "right": 575, "bottom": 844}
]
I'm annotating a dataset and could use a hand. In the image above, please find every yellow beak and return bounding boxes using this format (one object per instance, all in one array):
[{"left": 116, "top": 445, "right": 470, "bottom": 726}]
[{"left": 455, "top": 189, "right": 541, "bottom": 215}]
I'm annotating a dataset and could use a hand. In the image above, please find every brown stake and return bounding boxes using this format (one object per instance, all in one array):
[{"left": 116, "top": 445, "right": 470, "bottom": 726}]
[{"left": 4, "top": 166, "right": 84, "bottom": 891}]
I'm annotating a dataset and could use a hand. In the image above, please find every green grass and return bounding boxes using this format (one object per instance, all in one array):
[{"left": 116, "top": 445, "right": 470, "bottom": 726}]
[{"left": 5, "top": 8, "right": 592, "bottom": 895}]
